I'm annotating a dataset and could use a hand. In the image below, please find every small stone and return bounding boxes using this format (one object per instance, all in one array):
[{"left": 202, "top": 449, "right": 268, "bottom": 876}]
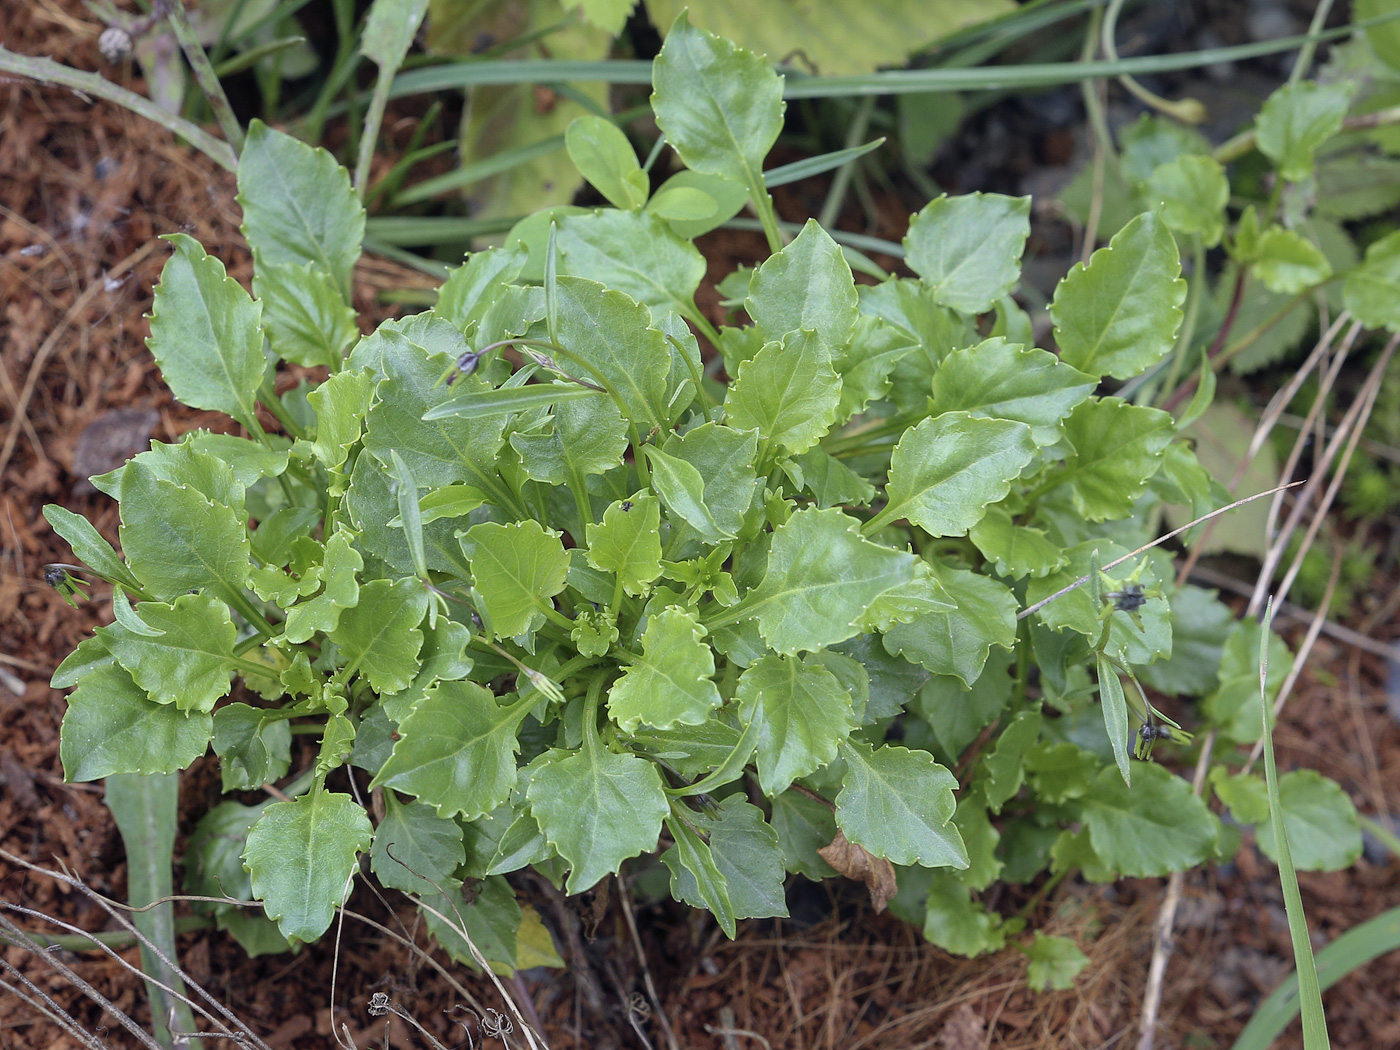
[{"left": 98, "top": 26, "right": 134, "bottom": 64}]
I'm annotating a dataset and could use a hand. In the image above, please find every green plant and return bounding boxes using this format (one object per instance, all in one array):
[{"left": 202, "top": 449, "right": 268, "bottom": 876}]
[{"left": 45, "top": 17, "right": 1374, "bottom": 981}]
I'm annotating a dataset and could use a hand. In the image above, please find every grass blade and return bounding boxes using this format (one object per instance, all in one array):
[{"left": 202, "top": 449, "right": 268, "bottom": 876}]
[{"left": 763, "top": 138, "right": 885, "bottom": 188}]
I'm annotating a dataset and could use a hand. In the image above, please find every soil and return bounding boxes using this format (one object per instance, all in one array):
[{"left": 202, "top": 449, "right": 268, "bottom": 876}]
[{"left": 3, "top": 3, "right": 1399, "bottom": 1049}]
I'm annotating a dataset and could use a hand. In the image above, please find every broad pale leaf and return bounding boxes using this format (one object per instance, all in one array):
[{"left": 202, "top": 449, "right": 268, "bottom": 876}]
[
  {"left": 835, "top": 740, "right": 967, "bottom": 868},
  {"left": 651, "top": 12, "right": 784, "bottom": 191},
  {"left": 659, "top": 422, "right": 760, "bottom": 538},
  {"left": 373, "top": 682, "right": 528, "bottom": 820},
  {"left": 566, "top": 116, "right": 649, "bottom": 210},
  {"left": 1051, "top": 211, "right": 1186, "bottom": 380},
  {"left": 526, "top": 744, "right": 669, "bottom": 892},
  {"left": 243, "top": 791, "right": 374, "bottom": 943},
  {"left": 307, "top": 368, "right": 374, "bottom": 479},
  {"left": 238, "top": 120, "right": 365, "bottom": 292},
  {"left": 967, "top": 506, "right": 1064, "bottom": 580},
  {"left": 643, "top": 445, "right": 730, "bottom": 542},
  {"left": 462, "top": 520, "right": 570, "bottom": 639},
  {"left": 733, "top": 507, "right": 920, "bottom": 655},
  {"left": 586, "top": 493, "right": 663, "bottom": 597},
  {"left": 1081, "top": 763, "right": 1216, "bottom": 877},
  {"left": 1252, "top": 226, "right": 1332, "bottom": 294},
  {"left": 283, "top": 529, "right": 362, "bottom": 643},
  {"left": 1342, "top": 229, "right": 1400, "bottom": 331},
  {"left": 1146, "top": 155, "right": 1229, "bottom": 246},
  {"left": 1256, "top": 81, "right": 1352, "bottom": 183},
  {"left": 1025, "top": 933, "right": 1090, "bottom": 992},
  {"left": 1254, "top": 769, "right": 1362, "bottom": 872},
  {"left": 875, "top": 412, "right": 1037, "bottom": 537},
  {"left": 254, "top": 260, "right": 358, "bottom": 369},
  {"left": 556, "top": 210, "right": 706, "bottom": 322},
  {"left": 97, "top": 593, "right": 236, "bottom": 712},
  {"left": 511, "top": 387, "right": 629, "bottom": 493},
  {"left": 43, "top": 505, "right": 145, "bottom": 592},
  {"left": 904, "top": 193, "right": 1030, "bottom": 314},
  {"left": 60, "top": 663, "right": 212, "bottom": 780},
  {"left": 883, "top": 563, "right": 1018, "bottom": 688},
  {"left": 329, "top": 577, "right": 427, "bottom": 693},
  {"left": 927, "top": 338, "right": 1095, "bottom": 446},
  {"left": 147, "top": 234, "right": 265, "bottom": 432},
  {"left": 371, "top": 792, "right": 465, "bottom": 894},
  {"left": 746, "top": 219, "right": 857, "bottom": 352},
  {"left": 832, "top": 315, "right": 917, "bottom": 423},
  {"left": 608, "top": 607, "right": 721, "bottom": 730},
  {"left": 724, "top": 330, "right": 842, "bottom": 461},
  {"left": 118, "top": 460, "right": 250, "bottom": 605},
  {"left": 921, "top": 871, "right": 1005, "bottom": 956},
  {"left": 435, "top": 247, "right": 527, "bottom": 333},
  {"left": 736, "top": 653, "right": 854, "bottom": 797},
  {"left": 361, "top": 0, "right": 430, "bottom": 69},
  {"left": 1053, "top": 398, "right": 1175, "bottom": 521}
]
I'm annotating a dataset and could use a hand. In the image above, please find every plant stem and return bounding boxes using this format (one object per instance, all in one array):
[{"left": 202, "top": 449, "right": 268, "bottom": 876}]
[
  {"left": 0, "top": 915, "right": 212, "bottom": 953},
  {"left": 164, "top": 0, "right": 245, "bottom": 153},
  {"left": 0, "top": 46, "right": 237, "bottom": 172}
]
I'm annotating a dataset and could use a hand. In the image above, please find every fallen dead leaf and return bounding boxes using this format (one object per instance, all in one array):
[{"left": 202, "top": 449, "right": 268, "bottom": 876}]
[{"left": 817, "top": 830, "right": 898, "bottom": 912}]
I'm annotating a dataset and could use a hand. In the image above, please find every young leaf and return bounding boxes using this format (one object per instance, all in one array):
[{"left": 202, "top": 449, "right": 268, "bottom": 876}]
[
  {"left": 1081, "top": 763, "right": 1217, "bottom": 877},
  {"left": 253, "top": 260, "right": 358, "bottom": 370},
  {"left": 43, "top": 505, "right": 145, "bottom": 593},
  {"left": 1051, "top": 398, "right": 1175, "bottom": 521},
  {"left": 462, "top": 520, "right": 570, "bottom": 639},
  {"left": 307, "top": 368, "right": 374, "bottom": 479},
  {"left": 651, "top": 12, "right": 784, "bottom": 193},
  {"left": 526, "top": 745, "right": 669, "bottom": 893},
  {"left": 968, "top": 506, "right": 1064, "bottom": 580},
  {"left": 746, "top": 219, "right": 857, "bottom": 352},
  {"left": 511, "top": 387, "right": 630, "bottom": 493},
  {"left": 724, "top": 330, "right": 842, "bottom": 462},
  {"left": 243, "top": 790, "right": 374, "bottom": 944},
  {"left": 1050, "top": 211, "right": 1186, "bottom": 380},
  {"left": 97, "top": 593, "right": 237, "bottom": 712},
  {"left": 212, "top": 704, "right": 292, "bottom": 791},
  {"left": 370, "top": 792, "right": 466, "bottom": 894},
  {"left": 147, "top": 234, "right": 266, "bottom": 432},
  {"left": 373, "top": 683, "right": 528, "bottom": 820},
  {"left": 904, "top": 193, "right": 1031, "bottom": 315},
  {"left": 979, "top": 709, "right": 1042, "bottom": 813},
  {"left": 238, "top": 120, "right": 365, "bottom": 293},
  {"left": 650, "top": 169, "right": 749, "bottom": 239},
  {"left": 927, "top": 339, "right": 1095, "bottom": 446},
  {"left": 118, "top": 460, "right": 251, "bottom": 606},
  {"left": 586, "top": 493, "right": 663, "bottom": 597},
  {"left": 60, "top": 663, "right": 213, "bottom": 780},
  {"left": 835, "top": 740, "right": 968, "bottom": 869},
  {"left": 736, "top": 653, "right": 854, "bottom": 797},
  {"left": 725, "top": 506, "right": 919, "bottom": 655},
  {"left": 565, "top": 115, "right": 649, "bottom": 210},
  {"left": 1252, "top": 226, "right": 1332, "bottom": 294},
  {"left": 1201, "top": 619, "right": 1294, "bottom": 742},
  {"left": 659, "top": 422, "right": 760, "bottom": 538},
  {"left": 1025, "top": 933, "right": 1090, "bottom": 992},
  {"left": 329, "top": 577, "right": 428, "bottom": 694},
  {"left": 882, "top": 563, "right": 1018, "bottom": 688},
  {"left": 921, "top": 871, "right": 1005, "bottom": 956},
  {"left": 869, "top": 412, "right": 1037, "bottom": 537},
  {"left": 643, "top": 444, "right": 731, "bottom": 542},
  {"left": 1097, "top": 654, "right": 1133, "bottom": 786},
  {"left": 1146, "top": 155, "right": 1229, "bottom": 246},
  {"left": 608, "top": 607, "right": 721, "bottom": 731},
  {"left": 1342, "top": 229, "right": 1400, "bottom": 331},
  {"left": 282, "top": 529, "right": 362, "bottom": 643},
  {"left": 1255, "top": 81, "right": 1353, "bottom": 183}
]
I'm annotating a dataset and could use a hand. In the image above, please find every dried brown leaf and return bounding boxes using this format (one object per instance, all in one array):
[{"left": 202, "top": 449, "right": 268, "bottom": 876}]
[{"left": 817, "top": 830, "right": 898, "bottom": 912}]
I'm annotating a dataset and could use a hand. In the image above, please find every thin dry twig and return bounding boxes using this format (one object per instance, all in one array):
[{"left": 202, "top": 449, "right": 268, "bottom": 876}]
[{"left": 616, "top": 874, "right": 681, "bottom": 1050}]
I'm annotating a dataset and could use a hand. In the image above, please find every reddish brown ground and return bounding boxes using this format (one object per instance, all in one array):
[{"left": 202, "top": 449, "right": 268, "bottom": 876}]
[{"left": 3, "top": 3, "right": 1399, "bottom": 1048}]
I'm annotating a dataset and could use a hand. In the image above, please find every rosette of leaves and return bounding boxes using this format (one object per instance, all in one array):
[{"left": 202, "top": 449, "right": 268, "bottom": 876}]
[{"left": 47, "top": 16, "right": 1364, "bottom": 974}]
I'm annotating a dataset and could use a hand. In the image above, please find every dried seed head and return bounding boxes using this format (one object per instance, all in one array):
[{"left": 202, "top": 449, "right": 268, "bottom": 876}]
[{"left": 98, "top": 26, "right": 134, "bottom": 63}]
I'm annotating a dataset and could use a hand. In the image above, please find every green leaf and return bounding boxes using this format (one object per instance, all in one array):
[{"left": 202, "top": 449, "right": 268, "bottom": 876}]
[
  {"left": 147, "top": 234, "right": 266, "bottom": 432},
  {"left": 643, "top": 445, "right": 731, "bottom": 542},
  {"left": 552, "top": 275, "right": 671, "bottom": 432},
  {"left": 238, "top": 120, "right": 365, "bottom": 292},
  {"left": 1146, "top": 155, "right": 1229, "bottom": 247},
  {"left": 330, "top": 577, "right": 428, "bottom": 693},
  {"left": 883, "top": 563, "right": 1018, "bottom": 688},
  {"left": 185, "top": 799, "right": 290, "bottom": 956},
  {"left": 254, "top": 260, "right": 358, "bottom": 370},
  {"left": 1051, "top": 211, "right": 1186, "bottom": 380},
  {"left": 1052, "top": 398, "right": 1175, "bottom": 521},
  {"left": 724, "top": 330, "right": 842, "bottom": 462},
  {"left": 786, "top": 448, "right": 875, "bottom": 508},
  {"left": 60, "top": 662, "right": 212, "bottom": 780},
  {"left": 1255, "top": 770, "right": 1362, "bottom": 872},
  {"left": 770, "top": 790, "right": 839, "bottom": 879},
  {"left": 1256, "top": 80, "right": 1352, "bottom": 183},
  {"left": 1025, "top": 933, "right": 1090, "bottom": 992},
  {"left": 666, "top": 796, "right": 788, "bottom": 930},
  {"left": 51, "top": 636, "right": 115, "bottom": 690},
  {"left": 1201, "top": 618, "right": 1294, "bottom": 743},
  {"left": 243, "top": 790, "right": 374, "bottom": 944},
  {"left": 928, "top": 338, "right": 1095, "bottom": 446},
  {"left": 462, "top": 520, "right": 570, "bottom": 640},
  {"left": 1097, "top": 653, "right": 1132, "bottom": 786},
  {"left": 915, "top": 653, "right": 1012, "bottom": 762},
  {"left": 730, "top": 506, "right": 919, "bottom": 655},
  {"left": 526, "top": 743, "right": 669, "bottom": 892},
  {"left": 555, "top": 209, "right": 707, "bottom": 323},
  {"left": 97, "top": 593, "right": 236, "bottom": 712},
  {"left": 283, "top": 528, "right": 362, "bottom": 644},
  {"left": 212, "top": 703, "right": 291, "bottom": 791},
  {"left": 585, "top": 493, "right": 663, "bottom": 597},
  {"left": 871, "top": 412, "right": 1037, "bottom": 537},
  {"left": 832, "top": 316, "right": 916, "bottom": 423},
  {"left": 651, "top": 12, "right": 784, "bottom": 191},
  {"left": 608, "top": 607, "right": 721, "bottom": 731},
  {"left": 968, "top": 506, "right": 1064, "bottom": 580},
  {"left": 425, "top": 381, "right": 607, "bottom": 422},
  {"left": 834, "top": 740, "right": 967, "bottom": 868},
  {"left": 361, "top": 0, "right": 431, "bottom": 69},
  {"left": 1138, "top": 585, "right": 1232, "bottom": 696},
  {"left": 566, "top": 115, "right": 648, "bottom": 210},
  {"left": 42, "top": 505, "right": 145, "bottom": 592},
  {"left": 921, "top": 870, "right": 1005, "bottom": 956},
  {"left": 650, "top": 169, "right": 749, "bottom": 239},
  {"left": 1211, "top": 769, "right": 1272, "bottom": 826},
  {"left": 659, "top": 422, "right": 760, "bottom": 538},
  {"left": 1251, "top": 226, "right": 1332, "bottom": 294},
  {"left": 979, "top": 708, "right": 1042, "bottom": 813},
  {"left": 419, "top": 876, "right": 523, "bottom": 973},
  {"left": 737, "top": 653, "right": 855, "bottom": 797},
  {"left": 662, "top": 813, "right": 735, "bottom": 937},
  {"left": 373, "top": 683, "right": 527, "bottom": 820},
  {"left": 1081, "top": 763, "right": 1217, "bottom": 877},
  {"left": 952, "top": 793, "right": 1002, "bottom": 890},
  {"left": 435, "top": 247, "right": 528, "bottom": 333},
  {"left": 511, "top": 385, "right": 630, "bottom": 492},
  {"left": 307, "top": 368, "right": 374, "bottom": 480},
  {"left": 118, "top": 460, "right": 251, "bottom": 606},
  {"left": 904, "top": 193, "right": 1030, "bottom": 314},
  {"left": 1342, "top": 229, "right": 1400, "bottom": 331},
  {"left": 746, "top": 219, "right": 857, "bottom": 352}
]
